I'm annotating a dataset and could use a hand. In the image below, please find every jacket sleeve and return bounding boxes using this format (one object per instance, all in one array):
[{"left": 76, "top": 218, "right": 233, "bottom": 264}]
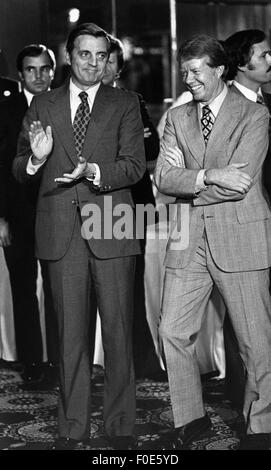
[
  {"left": 193, "top": 105, "right": 269, "bottom": 206},
  {"left": 153, "top": 110, "right": 200, "bottom": 198},
  {"left": 12, "top": 97, "right": 45, "bottom": 184},
  {"left": 93, "top": 93, "right": 146, "bottom": 192}
]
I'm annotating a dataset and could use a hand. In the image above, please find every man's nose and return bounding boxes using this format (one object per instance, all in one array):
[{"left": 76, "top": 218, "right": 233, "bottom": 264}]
[
  {"left": 34, "top": 68, "right": 41, "bottom": 79},
  {"left": 88, "top": 55, "right": 97, "bottom": 67}
]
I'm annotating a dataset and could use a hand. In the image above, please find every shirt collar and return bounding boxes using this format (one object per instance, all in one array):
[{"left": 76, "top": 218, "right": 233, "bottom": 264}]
[
  {"left": 23, "top": 88, "right": 35, "bottom": 106},
  {"left": 23, "top": 87, "right": 51, "bottom": 106},
  {"left": 69, "top": 78, "right": 101, "bottom": 104},
  {"left": 231, "top": 80, "right": 261, "bottom": 103},
  {"left": 198, "top": 82, "right": 228, "bottom": 118}
]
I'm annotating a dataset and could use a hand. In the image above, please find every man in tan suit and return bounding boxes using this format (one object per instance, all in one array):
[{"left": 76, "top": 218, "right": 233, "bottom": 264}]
[{"left": 154, "top": 34, "right": 271, "bottom": 450}]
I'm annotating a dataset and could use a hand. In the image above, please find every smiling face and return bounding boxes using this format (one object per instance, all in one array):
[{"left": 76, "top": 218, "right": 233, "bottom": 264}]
[
  {"left": 19, "top": 52, "right": 54, "bottom": 95},
  {"left": 66, "top": 34, "right": 109, "bottom": 90},
  {"left": 180, "top": 55, "right": 224, "bottom": 104}
]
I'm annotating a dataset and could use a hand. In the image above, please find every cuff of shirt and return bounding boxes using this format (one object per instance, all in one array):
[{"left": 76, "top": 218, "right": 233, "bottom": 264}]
[
  {"left": 87, "top": 163, "right": 100, "bottom": 186},
  {"left": 195, "top": 169, "right": 207, "bottom": 193},
  {"left": 26, "top": 155, "right": 46, "bottom": 175}
]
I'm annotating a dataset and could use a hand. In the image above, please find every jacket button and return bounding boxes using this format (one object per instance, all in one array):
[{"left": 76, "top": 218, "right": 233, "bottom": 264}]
[
  {"left": 72, "top": 199, "right": 78, "bottom": 205},
  {"left": 201, "top": 214, "right": 204, "bottom": 219}
]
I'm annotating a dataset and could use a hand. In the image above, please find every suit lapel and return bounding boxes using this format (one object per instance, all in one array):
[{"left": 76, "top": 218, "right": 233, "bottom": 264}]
[
  {"left": 179, "top": 102, "right": 206, "bottom": 167},
  {"left": 208, "top": 90, "right": 240, "bottom": 142},
  {"left": 203, "top": 88, "right": 241, "bottom": 165},
  {"left": 47, "top": 82, "right": 78, "bottom": 166},
  {"left": 47, "top": 83, "right": 117, "bottom": 165},
  {"left": 82, "top": 84, "right": 117, "bottom": 162}
]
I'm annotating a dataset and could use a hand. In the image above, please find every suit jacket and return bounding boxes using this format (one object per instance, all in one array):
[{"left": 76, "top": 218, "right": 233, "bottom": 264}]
[
  {"left": 13, "top": 81, "right": 146, "bottom": 260},
  {"left": 0, "top": 92, "right": 38, "bottom": 250},
  {"left": 154, "top": 87, "right": 271, "bottom": 272}
]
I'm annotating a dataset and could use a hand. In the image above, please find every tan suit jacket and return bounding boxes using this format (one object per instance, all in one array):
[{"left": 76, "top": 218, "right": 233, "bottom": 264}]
[{"left": 154, "top": 87, "right": 271, "bottom": 272}]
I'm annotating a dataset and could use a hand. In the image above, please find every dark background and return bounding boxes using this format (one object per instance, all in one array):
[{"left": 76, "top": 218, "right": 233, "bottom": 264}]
[{"left": 1, "top": 0, "right": 271, "bottom": 123}]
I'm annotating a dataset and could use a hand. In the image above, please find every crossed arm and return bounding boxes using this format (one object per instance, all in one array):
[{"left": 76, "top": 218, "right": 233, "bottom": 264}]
[{"left": 154, "top": 106, "right": 269, "bottom": 204}]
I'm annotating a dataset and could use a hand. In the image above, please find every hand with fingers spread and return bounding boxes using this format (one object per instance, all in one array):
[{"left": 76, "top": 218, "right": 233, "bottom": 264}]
[
  {"left": 0, "top": 218, "right": 11, "bottom": 247},
  {"left": 205, "top": 162, "right": 253, "bottom": 194},
  {"left": 29, "top": 120, "right": 53, "bottom": 165},
  {"left": 165, "top": 146, "right": 185, "bottom": 168},
  {"left": 55, "top": 156, "right": 96, "bottom": 184}
]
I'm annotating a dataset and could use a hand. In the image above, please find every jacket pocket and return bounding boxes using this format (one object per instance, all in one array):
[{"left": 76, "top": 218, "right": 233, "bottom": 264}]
[{"left": 236, "top": 202, "right": 271, "bottom": 223}]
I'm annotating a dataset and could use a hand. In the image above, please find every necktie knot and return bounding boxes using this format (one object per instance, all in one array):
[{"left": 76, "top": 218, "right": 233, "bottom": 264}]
[
  {"left": 79, "top": 91, "right": 88, "bottom": 104},
  {"left": 201, "top": 105, "right": 215, "bottom": 145},
  {"left": 202, "top": 105, "right": 212, "bottom": 116}
]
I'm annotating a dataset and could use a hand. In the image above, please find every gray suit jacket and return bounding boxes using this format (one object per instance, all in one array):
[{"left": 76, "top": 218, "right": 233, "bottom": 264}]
[
  {"left": 154, "top": 87, "right": 271, "bottom": 272},
  {"left": 13, "top": 81, "right": 146, "bottom": 260}
]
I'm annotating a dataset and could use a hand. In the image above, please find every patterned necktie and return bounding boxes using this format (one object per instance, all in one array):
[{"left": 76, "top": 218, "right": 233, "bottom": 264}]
[
  {"left": 201, "top": 105, "right": 215, "bottom": 145},
  {"left": 256, "top": 93, "right": 265, "bottom": 105},
  {"left": 73, "top": 91, "right": 90, "bottom": 158}
]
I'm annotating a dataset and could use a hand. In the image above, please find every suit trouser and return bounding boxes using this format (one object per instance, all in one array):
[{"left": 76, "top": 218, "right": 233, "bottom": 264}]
[
  {"left": 47, "top": 214, "right": 136, "bottom": 440},
  {"left": 159, "top": 234, "right": 271, "bottom": 433}
]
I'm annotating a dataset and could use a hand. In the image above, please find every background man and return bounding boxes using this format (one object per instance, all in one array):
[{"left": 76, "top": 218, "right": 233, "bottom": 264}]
[
  {"left": 154, "top": 34, "right": 271, "bottom": 450},
  {"left": 13, "top": 23, "right": 145, "bottom": 450},
  {"left": 0, "top": 44, "right": 57, "bottom": 385}
]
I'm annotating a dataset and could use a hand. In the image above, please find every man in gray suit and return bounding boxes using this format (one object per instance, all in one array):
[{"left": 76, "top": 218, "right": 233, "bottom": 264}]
[
  {"left": 13, "top": 23, "right": 145, "bottom": 450},
  {"left": 154, "top": 34, "right": 271, "bottom": 450}
]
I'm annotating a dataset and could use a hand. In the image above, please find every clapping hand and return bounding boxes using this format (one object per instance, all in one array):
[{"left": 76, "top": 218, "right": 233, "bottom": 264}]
[
  {"left": 29, "top": 121, "right": 53, "bottom": 164},
  {"left": 55, "top": 156, "right": 96, "bottom": 184}
]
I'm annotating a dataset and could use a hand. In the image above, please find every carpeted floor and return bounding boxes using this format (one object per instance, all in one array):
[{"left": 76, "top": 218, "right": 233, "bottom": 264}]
[{"left": 0, "top": 363, "right": 253, "bottom": 451}]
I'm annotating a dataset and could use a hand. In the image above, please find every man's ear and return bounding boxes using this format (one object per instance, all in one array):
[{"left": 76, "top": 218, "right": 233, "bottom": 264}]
[
  {"left": 18, "top": 71, "right": 23, "bottom": 82},
  {"left": 216, "top": 64, "right": 225, "bottom": 79},
  {"left": 237, "top": 64, "right": 247, "bottom": 73}
]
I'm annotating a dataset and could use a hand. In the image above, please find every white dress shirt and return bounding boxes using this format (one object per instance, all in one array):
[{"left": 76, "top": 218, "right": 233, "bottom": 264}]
[
  {"left": 23, "top": 88, "right": 35, "bottom": 107},
  {"left": 231, "top": 80, "right": 261, "bottom": 103}
]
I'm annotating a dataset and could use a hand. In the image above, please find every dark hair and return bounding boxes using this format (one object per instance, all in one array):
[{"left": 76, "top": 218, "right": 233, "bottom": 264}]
[
  {"left": 108, "top": 35, "right": 125, "bottom": 71},
  {"left": 223, "top": 29, "right": 266, "bottom": 80},
  {"left": 16, "top": 44, "right": 56, "bottom": 72},
  {"left": 66, "top": 22, "right": 110, "bottom": 55},
  {"left": 178, "top": 34, "right": 227, "bottom": 68}
]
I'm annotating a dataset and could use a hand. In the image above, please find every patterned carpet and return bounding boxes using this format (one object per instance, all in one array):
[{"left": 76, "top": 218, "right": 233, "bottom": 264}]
[{"left": 0, "top": 363, "right": 250, "bottom": 451}]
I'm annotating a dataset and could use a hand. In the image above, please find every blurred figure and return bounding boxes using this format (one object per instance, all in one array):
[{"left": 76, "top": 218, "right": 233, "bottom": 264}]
[
  {"left": 102, "top": 35, "right": 163, "bottom": 379},
  {"left": 0, "top": 44, "right": 58, "bottom": 385}
]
